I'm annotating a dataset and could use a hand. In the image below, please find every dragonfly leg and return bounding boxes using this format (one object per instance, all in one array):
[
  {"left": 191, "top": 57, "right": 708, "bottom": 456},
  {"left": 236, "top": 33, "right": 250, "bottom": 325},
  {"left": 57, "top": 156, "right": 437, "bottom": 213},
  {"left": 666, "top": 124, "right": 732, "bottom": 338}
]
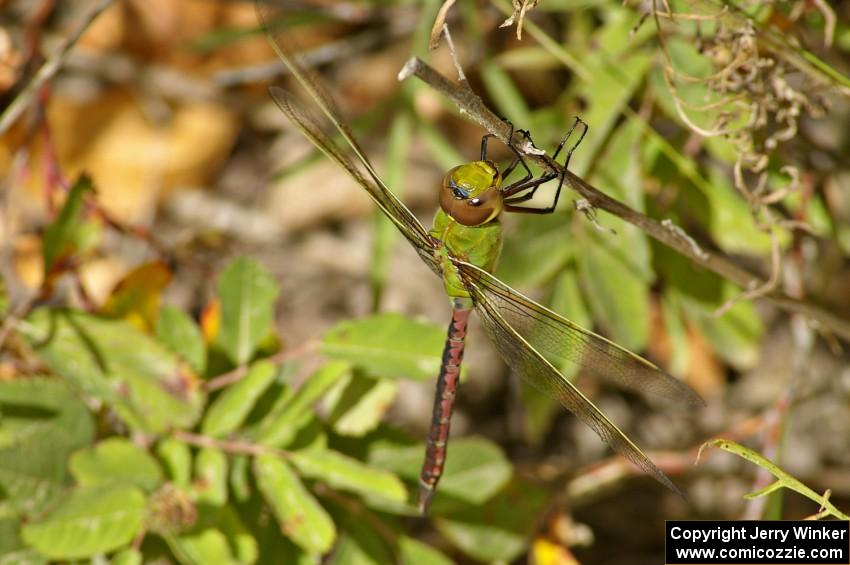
[
  {"left": 502, "top": 128, "right": 534, "bottom": 183},
  {"left": 481, "top": 122, "right": 534, "bottom": 185},
  {"left": 502, "top": 117, "right": 589, "bottom": 215},
  {"left": 419, "top": 300, "right": 473, "bottom": 514}
]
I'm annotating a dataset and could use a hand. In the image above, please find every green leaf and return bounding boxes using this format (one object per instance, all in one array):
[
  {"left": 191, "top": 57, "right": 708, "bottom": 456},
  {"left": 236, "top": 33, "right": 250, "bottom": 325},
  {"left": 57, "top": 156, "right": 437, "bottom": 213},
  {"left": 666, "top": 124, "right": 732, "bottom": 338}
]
[
  {"left": 157, "top": 306, "right": 207, "bottom": 375},
  {"left": 576, "top": 222, "right": 650, "bottom": 353},
  {"left": 321, "top": 314, "right": 445, "bottom": 381},
  {"left": 0, "top": 548, "right": 45, "bottom": 565},
  {"left": 253, "top": 454, "right": 336, "bottom": 555},
  {"left": 217, "top": 257, "right": 279, "bottom": 365},
  {"left": 572, "top": 39, "right": 653, "bottom": 175},
  {"left": 324, "top": 372, "right": 398, "bottom": 437},
  {"left": 229, "top": 454, "right": 251, "bottom": 502},
  {"left": 480, "top": 60, "right": 532, "bottom": 126},
  {"left": 497, "top": 214, "right": 573, "bottom": 288},
  {"left": 419, "top": 120, "right": 465, "bottom": 171},
  {"left": 194, "top": 447, "right": 228, "bottom": 506},
  {"left": 371, "top": 110, "right": 412, "bottom": 311},
  {"left": 167, "top": 528, "right": 238, "bottom": 565},
  {"left": 675, "top": 283, "right": 763, "bottom": 370},
  {"left": 697, "top": 168, "right": 784, "bottom": 255},
  {"left": 326, "top": 512, "right": 393, "bottom": 565},
  {"left": 166, "top": 505, "right": 258, "bottom": 565},
  {"left": 0, "top": 515, "right": 28, "bottom": 564},
  {"left": 0, "top": 378, "right": 94, "bottom": 514},
  {"left": 202, "top": 360, "right": 278, "bottom": 438},
  {"left": 21, "top": 484, "right": 145, "bottom": 559},
  {"left": 655, "top": 240, "right": 763, "bottom": 370},
  {"left": 577, "top": 120, "right": 652, "bottom": 351},
  {"left": 0, "top": 278, "right": 9, "bottom": 319},
  {"left": 156, "top": 438, "right": 192, "bottom": 488},
  {"left": 290, "top": 449, "right": 407, "bottom": 503},
  {"left": 398, "top": 536, "right": 453, "bottom": 565},
  {"left": 661, "top": 293, "right": 691, "bottom": 377},
  {"left": 329, "top": 534, "right": 382, "bottom": 565},
  {"left": 22, "top": 308, "right": 205, "bottom": 433},
  {"left": 369, "top": 437, "right": 511, "bottom": 506},
  {"left": 42, "top": 174, "right": 98, "bottom": 276},
  {"left": 435, "top": 477, "right": 549, "bottom": 562},
  {"left": 70, "top": 438, "right": 162, "bottom": 492},
  {"left": 253, "top": 361, "right": 349, "bottom": 447},
  {"left": 111, "top": 548, "right": 143, "bottom": 565}
]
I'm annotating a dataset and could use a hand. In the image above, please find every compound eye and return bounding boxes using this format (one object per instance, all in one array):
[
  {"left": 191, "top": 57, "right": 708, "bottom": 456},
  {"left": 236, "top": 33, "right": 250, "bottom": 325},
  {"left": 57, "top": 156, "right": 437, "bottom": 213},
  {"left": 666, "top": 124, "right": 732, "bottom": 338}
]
[{"left": 447, "top": 180, "right": 470, "bottom": 200}]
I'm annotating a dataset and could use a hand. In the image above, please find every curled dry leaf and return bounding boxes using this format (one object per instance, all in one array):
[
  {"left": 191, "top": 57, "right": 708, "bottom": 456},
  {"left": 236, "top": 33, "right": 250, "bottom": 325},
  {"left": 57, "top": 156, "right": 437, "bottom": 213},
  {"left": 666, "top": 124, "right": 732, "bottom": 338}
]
[
  {"left": 429, "top": 0, "right": 456, "bottom": 50},
  {"left": 499, "top": 0, "right": 541, "bottom": 40}
]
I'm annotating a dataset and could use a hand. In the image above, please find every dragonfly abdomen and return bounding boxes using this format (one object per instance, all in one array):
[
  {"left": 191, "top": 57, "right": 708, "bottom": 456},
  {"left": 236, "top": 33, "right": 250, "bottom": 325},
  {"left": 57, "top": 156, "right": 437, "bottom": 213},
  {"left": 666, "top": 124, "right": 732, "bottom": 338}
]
[{"left": 418, "top": 299, "right": 473, "bottom": 514}]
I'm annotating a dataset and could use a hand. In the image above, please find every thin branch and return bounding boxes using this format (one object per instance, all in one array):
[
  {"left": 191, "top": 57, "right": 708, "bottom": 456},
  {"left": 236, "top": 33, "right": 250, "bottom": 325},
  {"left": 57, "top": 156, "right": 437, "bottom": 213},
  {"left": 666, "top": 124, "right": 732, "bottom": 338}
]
[
  {"left": 203, "top": 339, "right": 319, "bottom": 392},
  {"left": 399, "top": 56, "right": 850, "bottom": 343},
  {"left": 0, "top": 0, "right": 115, "bottom": 136},
  {"left": 174, "top": 430, "right": 287, "bottom": 457}
]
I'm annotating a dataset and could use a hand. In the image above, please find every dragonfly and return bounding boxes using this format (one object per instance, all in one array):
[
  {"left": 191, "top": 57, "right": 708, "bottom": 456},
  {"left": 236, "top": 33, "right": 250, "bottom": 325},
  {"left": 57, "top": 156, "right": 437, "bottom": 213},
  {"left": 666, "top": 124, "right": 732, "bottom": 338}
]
[{"left": 257, "top": 1, "right": 703, "bottom": 514}]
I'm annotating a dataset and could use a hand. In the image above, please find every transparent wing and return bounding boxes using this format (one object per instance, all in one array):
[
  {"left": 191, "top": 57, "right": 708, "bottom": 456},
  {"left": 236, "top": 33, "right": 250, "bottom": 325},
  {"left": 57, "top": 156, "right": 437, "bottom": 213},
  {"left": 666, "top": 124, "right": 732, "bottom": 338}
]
[
  {"left": 457, "top": 261, "right": 703, "bottom": 495},
  {"left": 458, "top": 261, "right": 703, "bottom": 406},
  {"left": 257, "top": 1, "right": 439, "bottom": 272}
]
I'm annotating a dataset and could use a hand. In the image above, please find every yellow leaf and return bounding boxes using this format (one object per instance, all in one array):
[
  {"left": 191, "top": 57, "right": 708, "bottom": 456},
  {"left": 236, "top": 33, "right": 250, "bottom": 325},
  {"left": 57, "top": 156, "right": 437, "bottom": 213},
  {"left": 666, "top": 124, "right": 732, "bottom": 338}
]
[{"left": 101, "top": 261, "right": 172, "bottom": 331}]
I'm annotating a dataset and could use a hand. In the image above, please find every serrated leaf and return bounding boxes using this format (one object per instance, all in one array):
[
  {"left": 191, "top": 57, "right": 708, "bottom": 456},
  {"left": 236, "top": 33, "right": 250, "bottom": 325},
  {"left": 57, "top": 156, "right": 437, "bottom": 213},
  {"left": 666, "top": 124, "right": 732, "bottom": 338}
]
[
  {"left": 217, "top": 257, "right": 279, "bottom": 365},
  {"left": 321, "top": 314, "right": 444, "bottom": 381},
  {"left": 195, "top": 447, "right": 228, "bottom": 506},
  {"left": 21, "top": 484, "right": 145, "bottom": 559},
  {"left": 253, "top": 454, "right": 335, "bottom": 555},
  {"left": 253, "top": 361, "right": 349, "bottom": 447},
  {"left": 0, "top": 378, "right": 94, "bottom": 514},
  {"left": 157, "top": 306, "right": 207, "bottom": 375},
  {"left": 398, "top": 536, "right": 453, "bottom": 565},
  {"left": 369, "top": 437, "right": 511, "bottom": 505},
  {"left": 22, "top": 308, "right": 204, "bottom": 433},
  {"left": 325, "top": 372, "right": 397, "bottom": 437},
  {"left": 202, "top": 360, "right": 277, "bottom": 438},
  {"left": 157, "top": 438, "right": 192, "bottom": 488},
  {"left": 435, "top": 477, "right": 549, "bottom": 562},
  {"left": 70, "top": 438, "right": 162, "bottom": 492},
  {"left": 290, "top": 449, "right": 407, "bottom": 503}
]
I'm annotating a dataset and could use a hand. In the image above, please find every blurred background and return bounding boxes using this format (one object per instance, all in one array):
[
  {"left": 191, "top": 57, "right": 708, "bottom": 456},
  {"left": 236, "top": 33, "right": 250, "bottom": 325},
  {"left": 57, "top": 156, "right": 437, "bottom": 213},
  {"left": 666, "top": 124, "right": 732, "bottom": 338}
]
[{"left": 1, "top": 0, "right": 850, "bottom": 563}]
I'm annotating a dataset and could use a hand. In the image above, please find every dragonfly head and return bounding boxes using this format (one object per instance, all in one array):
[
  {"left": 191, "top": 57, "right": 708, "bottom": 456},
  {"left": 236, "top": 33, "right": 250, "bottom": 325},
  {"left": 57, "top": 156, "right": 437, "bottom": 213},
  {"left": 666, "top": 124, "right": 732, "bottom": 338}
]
[{"left": 439, "top": 160, "right": 504, "bottom": 226}]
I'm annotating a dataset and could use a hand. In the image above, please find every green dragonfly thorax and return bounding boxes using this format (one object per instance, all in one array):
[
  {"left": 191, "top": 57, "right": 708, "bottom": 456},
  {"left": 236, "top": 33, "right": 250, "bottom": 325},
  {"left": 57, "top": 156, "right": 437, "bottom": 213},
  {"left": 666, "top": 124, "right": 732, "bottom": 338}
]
[
  {"left": 430, "top": 209, "right": 503, "bottom": 299},
  {"left": 439, "top": 160, "right": 504, "bottom": 227}
]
